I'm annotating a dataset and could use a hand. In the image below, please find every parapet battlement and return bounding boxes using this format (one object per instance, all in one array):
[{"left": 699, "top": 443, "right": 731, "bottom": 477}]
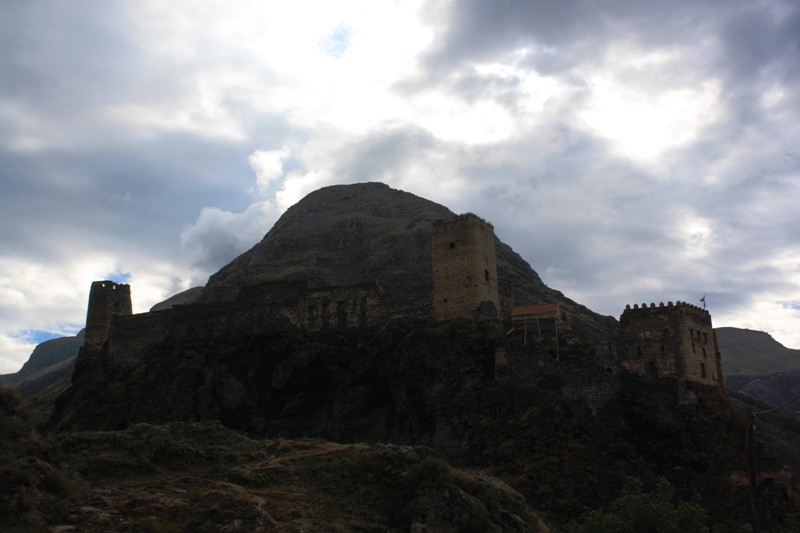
[
  {"left": 622, "top": 300, "right": 710, "bottom": 320},
  {"left": 92, "top": 280, "right": 130, "bottom": 291}
]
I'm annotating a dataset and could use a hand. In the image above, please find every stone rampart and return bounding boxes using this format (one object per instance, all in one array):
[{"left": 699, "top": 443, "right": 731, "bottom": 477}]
[{"left": 90, "top": 279, "right": 387, "bottom": 372}]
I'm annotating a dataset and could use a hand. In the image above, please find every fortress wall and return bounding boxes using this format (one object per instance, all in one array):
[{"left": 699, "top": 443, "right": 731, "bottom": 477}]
[
  {"left": 303, "top": 284, "right": 383, "bottom": 331},
  {"left": 109, "top": 311, "right": 173, "bottom": 367},
  {"left": 98, "top": 280, "right": 387, "bottom": 371}
]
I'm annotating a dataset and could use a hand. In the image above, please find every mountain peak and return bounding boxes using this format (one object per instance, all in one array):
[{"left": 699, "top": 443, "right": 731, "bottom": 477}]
[{"left": 197, "top": 182, "right": 615, "bottom": 339}]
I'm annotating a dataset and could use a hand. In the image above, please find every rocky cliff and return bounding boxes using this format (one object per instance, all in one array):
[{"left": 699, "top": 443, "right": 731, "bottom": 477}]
[{"left": 47, "top": 317, "right": 789, "bottom": 528}]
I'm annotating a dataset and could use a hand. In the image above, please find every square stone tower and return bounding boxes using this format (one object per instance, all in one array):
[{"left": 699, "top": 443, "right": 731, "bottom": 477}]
[
  {"left": 432, "top": 214, "right": 500, "bottom": 320},
  {"left": 84, "top": 280, "right": 132, "bottom": 351},
  {"left": 616, "top": 301, "right": 723, "bottom": 387}
]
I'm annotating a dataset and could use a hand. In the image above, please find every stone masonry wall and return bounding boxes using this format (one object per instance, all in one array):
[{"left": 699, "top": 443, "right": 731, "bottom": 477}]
[
  {"left": 89, "top": 280, "right": 385, "bottom": 372},
  {"left": 432, "top": 214, "right": 500, "bottom": 321},
  {"left": 615, "top": 301, "right": 723, "bottom": 386},
  {"left": 84, "top": 280, "right": 132, "bottom": 351}
]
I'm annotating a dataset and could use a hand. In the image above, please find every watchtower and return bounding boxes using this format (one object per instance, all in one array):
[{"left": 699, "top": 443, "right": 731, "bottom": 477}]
[
  {"left": 432, "top": 214, "right": 500, "bottom": 320},
  {"left": 616, "top": 301, "right": 723, "bottom": 386},
  {"left": 84, "top": 280, "right": 132, "bottom": 350}
]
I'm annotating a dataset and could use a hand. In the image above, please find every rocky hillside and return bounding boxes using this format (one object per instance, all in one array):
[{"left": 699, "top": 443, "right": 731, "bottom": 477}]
[
  {"left": 717, "top": 327, "right": 800, "bottom": 376},
  {"left": 718, "top": 327, "right": 800, "bottom": 421},
  {"left": 1, "top": 382, "right": 545, "bottom": 532},
  {"left": 46, "top": 316, "right": 792, "bottom": 529},
  {"left": 1, "top": 331, "right": 84, "bottom": 391},
  {"left": 198, "top": 182, "right": 616, "bottom": 340},
  {"left": 0, "top": 331, "right": 84, "bottom": 427},
  {"left": 149, "top": 286, "right": 204, "bottom": 311}
]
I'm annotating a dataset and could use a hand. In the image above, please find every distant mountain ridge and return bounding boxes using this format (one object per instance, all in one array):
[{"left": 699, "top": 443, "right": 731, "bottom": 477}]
[
  {"left": 1, "top": 331, "right": 84, "bottom": 391},
  {"left": 716, "top": 327, "right": 800, "bottom": 376},
  {"left": 717, "top": 327, "right": 800, "bottom": 422}
]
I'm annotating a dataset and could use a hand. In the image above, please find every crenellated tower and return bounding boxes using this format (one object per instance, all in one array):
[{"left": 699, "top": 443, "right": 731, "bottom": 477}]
[
  {"left": 615, "top": 301, "right": 723, "bottom": 386},
  {"left": 84, "top": 280, "right": 132, "bottom": 351},
  {"left": 432, "top": 213, "right": 500, "bottom": 321}
]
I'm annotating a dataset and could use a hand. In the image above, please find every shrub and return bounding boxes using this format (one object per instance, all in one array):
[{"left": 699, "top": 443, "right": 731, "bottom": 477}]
[{"left": 564, "top": 478, "right": 710, "bottom": 533}]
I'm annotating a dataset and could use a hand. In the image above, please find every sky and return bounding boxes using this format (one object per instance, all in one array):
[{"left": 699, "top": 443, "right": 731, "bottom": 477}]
[{"left": 1, "top": 0, "right": 799, "bottom": 373}]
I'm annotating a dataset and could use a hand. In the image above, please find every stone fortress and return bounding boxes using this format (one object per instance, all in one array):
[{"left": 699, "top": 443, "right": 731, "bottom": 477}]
[{"left": 80, "top": 212, "right": 724, "bottom": 388}]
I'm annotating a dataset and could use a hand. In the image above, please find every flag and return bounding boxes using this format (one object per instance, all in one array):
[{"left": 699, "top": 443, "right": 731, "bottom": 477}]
[{"left": 700, "top": 295, "right": 706, "bottom": 308}]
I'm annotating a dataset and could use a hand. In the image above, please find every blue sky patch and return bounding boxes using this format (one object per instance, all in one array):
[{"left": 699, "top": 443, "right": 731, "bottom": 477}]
[
  {"left": 104, "top": 271, "right": 132, "bottom": 284},
  {"left": 24, "top": 330, "right": 68, "bottom": 344},
  {"left": 321, "top": 24, "right": 351, "bottom": 58}
]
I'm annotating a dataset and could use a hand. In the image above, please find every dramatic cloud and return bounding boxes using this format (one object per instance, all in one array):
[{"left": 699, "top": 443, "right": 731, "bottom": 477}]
[{"left": 1, "top": 0, "right": 799, "bottom": 373}]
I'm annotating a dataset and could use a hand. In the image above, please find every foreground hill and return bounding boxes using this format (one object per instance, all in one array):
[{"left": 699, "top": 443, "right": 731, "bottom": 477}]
[{"left": 1, "top": 382, "right": 545, "bottom": 532}]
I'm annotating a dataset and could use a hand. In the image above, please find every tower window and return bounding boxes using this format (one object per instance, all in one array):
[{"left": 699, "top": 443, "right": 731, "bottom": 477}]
[
  {"left": 484, "top": 269, "right": 490, "bottom": 282},
  {"left": 449, "top": 242, "right": 456, "bottom": 249},
  {"left": 643, "top": 329, "right": 652, "bottom": 339}
]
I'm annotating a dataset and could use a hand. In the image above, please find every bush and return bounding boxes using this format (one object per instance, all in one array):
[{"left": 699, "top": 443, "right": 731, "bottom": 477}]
[
  {"left": 565, "top": 478, "right": 712, "bottom": 533},
  {"left": 0, "top": 383, "right": 20, "bottom": 412}
]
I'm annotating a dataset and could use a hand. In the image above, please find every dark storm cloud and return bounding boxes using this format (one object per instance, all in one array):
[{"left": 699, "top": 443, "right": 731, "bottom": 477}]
[
  {"left": 333, "top": 125, "right": 444, "bottom": 182},
  {"left": 0, "top": 1, "right": 296, "bottom": 269},
  {"left": 421, "top": 0, "right": 719, "bottom": 75},
  {"left": 403, "top": 0, "right": 800, "bottom": 322},
  {"left": 0, "top": 133, "right": 261, "bottom": 265},
  {"left": 0, "top": 2, "right": 138, "bottom": 101},
  {"left": 419, "top": 0, "right": 800, "bottom": 131}
]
